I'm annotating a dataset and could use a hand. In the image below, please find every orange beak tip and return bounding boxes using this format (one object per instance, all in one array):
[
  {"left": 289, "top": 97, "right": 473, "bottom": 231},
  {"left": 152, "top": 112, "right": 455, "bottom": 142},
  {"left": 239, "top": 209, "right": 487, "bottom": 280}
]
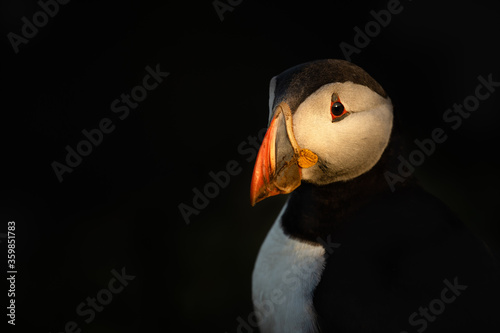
[{"left": 250, "top": 117, "right": 279, "bottom": 206}]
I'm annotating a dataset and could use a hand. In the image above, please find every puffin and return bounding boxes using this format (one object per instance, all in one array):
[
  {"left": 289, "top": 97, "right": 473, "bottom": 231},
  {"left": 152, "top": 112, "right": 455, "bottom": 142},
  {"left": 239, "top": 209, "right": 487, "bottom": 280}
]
[{"left": 250, "top": 59, "right": 500, "bottom": 333}]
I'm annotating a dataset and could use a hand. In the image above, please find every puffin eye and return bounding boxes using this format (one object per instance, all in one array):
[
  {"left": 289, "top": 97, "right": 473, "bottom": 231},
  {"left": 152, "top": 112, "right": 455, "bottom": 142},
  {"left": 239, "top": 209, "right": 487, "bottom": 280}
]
[
  {"left": 331, "top": 102, "right": 344, "bottom": 116},
  {"left": 330, "top": 93, "right": 349, "bottom": 122}
]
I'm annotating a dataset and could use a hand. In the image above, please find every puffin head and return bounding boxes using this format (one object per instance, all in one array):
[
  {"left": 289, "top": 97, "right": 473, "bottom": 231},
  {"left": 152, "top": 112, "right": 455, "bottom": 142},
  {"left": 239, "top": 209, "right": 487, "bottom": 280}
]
[{"left": 250, "top": 59, "right": 393, "bottom": 206}]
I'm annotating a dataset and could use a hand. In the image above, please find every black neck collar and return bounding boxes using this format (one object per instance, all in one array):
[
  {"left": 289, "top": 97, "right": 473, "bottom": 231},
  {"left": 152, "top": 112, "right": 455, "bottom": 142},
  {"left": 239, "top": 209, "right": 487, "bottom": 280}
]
[{"left": 280, "top": 130, "right": 414, "bottom": 244}]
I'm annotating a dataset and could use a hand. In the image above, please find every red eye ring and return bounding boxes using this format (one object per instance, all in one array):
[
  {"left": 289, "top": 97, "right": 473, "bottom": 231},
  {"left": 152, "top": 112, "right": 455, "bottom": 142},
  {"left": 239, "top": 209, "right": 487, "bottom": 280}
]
[{"left": 330, "top": 97, "right": 349, "bottom": 122}]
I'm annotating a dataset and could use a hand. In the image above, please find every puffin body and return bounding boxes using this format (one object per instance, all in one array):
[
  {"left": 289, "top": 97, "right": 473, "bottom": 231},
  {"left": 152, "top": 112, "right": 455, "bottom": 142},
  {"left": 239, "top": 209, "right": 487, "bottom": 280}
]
[{"left": 250, "top": 59, "right": 500, "bottom": 333}]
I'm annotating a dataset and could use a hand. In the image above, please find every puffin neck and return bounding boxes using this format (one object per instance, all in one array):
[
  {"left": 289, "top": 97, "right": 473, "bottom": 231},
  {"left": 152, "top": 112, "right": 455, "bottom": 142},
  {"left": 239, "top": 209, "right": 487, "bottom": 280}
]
[{"left": 280, "top": 130, "right": 413, "bottom": 244}]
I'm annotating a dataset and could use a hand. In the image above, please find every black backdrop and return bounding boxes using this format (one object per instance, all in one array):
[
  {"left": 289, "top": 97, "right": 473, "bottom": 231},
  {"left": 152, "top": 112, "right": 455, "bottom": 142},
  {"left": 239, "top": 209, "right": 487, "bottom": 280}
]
[{"left": 1, "top": 0, "right": 500, "bottom": 332}]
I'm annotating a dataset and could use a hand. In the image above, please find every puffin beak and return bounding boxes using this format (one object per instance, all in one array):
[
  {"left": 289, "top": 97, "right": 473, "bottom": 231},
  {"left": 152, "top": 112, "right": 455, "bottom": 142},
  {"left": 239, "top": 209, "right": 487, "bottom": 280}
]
[{"left": 250, "top": 102, "right": 318, "bottom": 206}]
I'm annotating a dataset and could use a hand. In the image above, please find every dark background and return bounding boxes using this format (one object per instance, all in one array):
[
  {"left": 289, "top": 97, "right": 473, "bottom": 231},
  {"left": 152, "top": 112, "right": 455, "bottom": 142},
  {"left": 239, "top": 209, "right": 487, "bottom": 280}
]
[{"left": 1, "top": 0, "right": 499, "bottom": 332}]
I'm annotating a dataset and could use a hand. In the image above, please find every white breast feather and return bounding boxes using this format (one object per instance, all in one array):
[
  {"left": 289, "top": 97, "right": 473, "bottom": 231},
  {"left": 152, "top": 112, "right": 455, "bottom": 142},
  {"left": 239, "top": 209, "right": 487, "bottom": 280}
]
[{"left": 252, "top": 203, "right": 326, "bottom": 333}]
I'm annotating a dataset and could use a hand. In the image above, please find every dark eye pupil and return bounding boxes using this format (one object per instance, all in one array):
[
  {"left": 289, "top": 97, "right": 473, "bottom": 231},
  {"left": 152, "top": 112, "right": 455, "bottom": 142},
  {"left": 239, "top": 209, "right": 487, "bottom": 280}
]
[{"left": 331, "top": 102, "right": 344, "bottom": 116}]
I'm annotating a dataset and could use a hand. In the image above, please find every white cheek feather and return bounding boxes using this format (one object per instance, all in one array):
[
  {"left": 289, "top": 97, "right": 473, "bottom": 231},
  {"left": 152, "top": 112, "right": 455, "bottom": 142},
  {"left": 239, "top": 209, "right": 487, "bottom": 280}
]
[
  {"left": 252, "top": 203, "right": 326, "bottom": 333},
  {"left": 292, "top": 82, "right": 393, "bottom": 184}
]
